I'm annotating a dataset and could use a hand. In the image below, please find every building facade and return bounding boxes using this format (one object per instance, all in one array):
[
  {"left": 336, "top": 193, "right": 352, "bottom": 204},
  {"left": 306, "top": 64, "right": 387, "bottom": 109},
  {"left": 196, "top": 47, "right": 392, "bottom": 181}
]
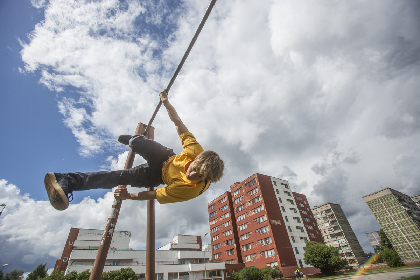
[
  {"left": 311, "top": 203, "right": 365, "bottom": 266},
  {"left": 412, "top": 194, "right": 420, "bottom": 208},
  {"left": 365, "top": 231, "right": 381, "bottom": 251},
  {"left": 208, "top": 173, "right": 321, "bottom": 278},
  {"left": 363, "top": 188, "right": 420, "bottom": 261},
  {"left": 55, "top": 229, "right": 225, "bottom": 280}
]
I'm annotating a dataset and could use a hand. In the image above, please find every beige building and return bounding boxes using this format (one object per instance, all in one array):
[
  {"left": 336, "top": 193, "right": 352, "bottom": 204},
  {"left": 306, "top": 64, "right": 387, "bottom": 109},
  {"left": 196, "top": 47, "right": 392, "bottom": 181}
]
[
  {"left": 363, "top": 188, "right": 420, "bottom": 262},
  {"left": 311, "top": 203, "right": 365, "bottom": 266},
  {"left": 412, "top": 194, "right": 420, "bottom": 208}
]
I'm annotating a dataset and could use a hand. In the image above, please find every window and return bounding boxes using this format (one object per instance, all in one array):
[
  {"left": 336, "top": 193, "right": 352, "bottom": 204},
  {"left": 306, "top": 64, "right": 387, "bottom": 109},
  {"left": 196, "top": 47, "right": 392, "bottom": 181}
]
[
  {"left": 236, "top": 204, "right": 245, "bottom": 212},
  {"left": 256, "top": 225, "right": 269, "bottom": 234},
  {"left": 245, "top": 179, "right": 256, "bottom": 187},
  {"left": 267, "top": 262, "right": 278, "bottom": 267},
  {"left": 258, "top": 237, "right": 272, "bottom": 245},
  {"left": 301, "top": 210, "right": 308, "bottom": 215},
  {"left": 250, "top": 195, "right": 261, "bottom": 204},
  {"left": 278, "top": 198, "right": 282, "bottom": 203},
  {"left": 219, "top": 205, "right": 228, "bottom": 211},
  {"left": 244, "top": 254, "right": 256, "bottom": 262},
  {"left": 290, "top": 208, "right": 297, "bottom": 213},
  {"left": 295, "top": 196, "right": 302, "bottom": 201},
  {"left": 225, "top": 249, "right": 235, "bottom": 255},
  {"left": 298, "top": 259, "right": 303, "bottom": 268},
  {"left": 220, "top": 212, "right": 229, "bottom": 220},
  {"left": 223, "top": 230, "right": 232, "bottom": 236},
  {"left": 294, "top": 247, "right": 300, "bottom": 254},
  {"left": 233, "top": 187, "right": 242, "bottom": 196},
  {"left": 276, "top": 189, "right": 279, "bottom": 194},
  {"left": 212, "top": 234, "right": 220, "bottom": 241},
  {"left": 214, "top": 253, "right": 222, "bottom": 259},
  {"left": 240, "top": 232, "right": 251, "bottom": 240},
  {"left": 224, "top": 239, "right": 234, "bottom": 245},
  {"left": 247, "top": 187, "right": 259, "bottom": 196},
  {"left": 288, "top": 226, "right": 292, "bottom": 232},
  {"left": 281, "top": 206, "right": 285, "bottom": 212},
  {"left": 287, "top": 199, "right": 295, "bottom": 205},
  {"left": 239, "top": 223, "right": 248, "bottom": 231},
  {"left": 293, "top": 217, "right": 302, "bottom": 223},
  {"left": 69, "top": 241, "right": 74, "bottom": 245},
  {"left": 291, "top": 236, "right": 296, "bottom": 243},
  {"left": 300, "top": 236, "right": 308, "bottom": 242},
  {"left": 261, "top": 249, "right": 275, "bottom": 258},
  {"left": 273, "top": 181, "right": 277, "bottom": 186},
  {"left": 210, "top": 211, "right": 217, "bottom": 217},
  {"left": 211, "top": 226, "right": 219, "bottom": 233},
  {"left": 251, "top": 205, "right": 264, "bottom": 214},
  {"left": 63, "top": 257, "right": 68, "bottom": 262},
  {"left": 284, "top": 191, "right": 292, "bottom": 197},
  {"left": 305, "top": 224, "right": 314, "bottom": 230},
  {"left": 296, "top": 226, "right": 304, "bottom": 232},
  {"left": 210, "top": 218, "right": 218, "bottom": 225},
  {"left": 218, "top": 197, "right": 227, "bottom": 204},
  {"left": 237, "top": 212, "right": 248, "bottom": 222},
  {"left": 209, "top": 204, "right": 216, "bottom": 210},
  {"left": 242, "top": 242, "right": 254, "bottom": 251},
  {"left": 213, "top": 243, "right": 221, "bottom": 250},
  {"left": 222, "top": 221, "right": 231, "bottom": 227},
  {"left": 285, "top": 216, "right": 289, "bottom": 222},
  {"left": 253, "top": 215, "right": 267, "bottom": 224},
  {"left": 234, "top": 195, "right": 244, "bottom": 204}
]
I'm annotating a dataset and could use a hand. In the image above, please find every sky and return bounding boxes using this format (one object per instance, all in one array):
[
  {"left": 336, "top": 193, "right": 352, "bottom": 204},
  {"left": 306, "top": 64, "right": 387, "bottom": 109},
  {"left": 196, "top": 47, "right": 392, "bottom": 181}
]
[{"left": 1, "top": 0, "right": 420, "bottom": 274}]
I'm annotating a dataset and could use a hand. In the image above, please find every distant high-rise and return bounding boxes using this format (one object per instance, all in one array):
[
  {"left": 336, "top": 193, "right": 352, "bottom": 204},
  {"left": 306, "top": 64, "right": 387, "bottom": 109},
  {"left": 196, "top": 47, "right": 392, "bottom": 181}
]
[
  {"left": 363, "top": 188, "right": 420, "bottom": 261},
  {"left": 311, "top": 203, "right": 365, "bottom": 266},
  {"left": 412, "top": 194, "right": 420, "bottom": 208},
  {"left": 208, "top": 173, "right": 321, "bottom": 278},
  {"left": 365, "top": 231, "right": 381, "bottom": 251}
]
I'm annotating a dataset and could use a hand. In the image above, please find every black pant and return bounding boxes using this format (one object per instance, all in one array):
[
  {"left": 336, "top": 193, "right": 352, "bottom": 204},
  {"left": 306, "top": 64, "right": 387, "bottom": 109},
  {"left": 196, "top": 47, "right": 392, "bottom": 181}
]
[{"left": 60, "top": 136, "right": 175, "bottom": 192}]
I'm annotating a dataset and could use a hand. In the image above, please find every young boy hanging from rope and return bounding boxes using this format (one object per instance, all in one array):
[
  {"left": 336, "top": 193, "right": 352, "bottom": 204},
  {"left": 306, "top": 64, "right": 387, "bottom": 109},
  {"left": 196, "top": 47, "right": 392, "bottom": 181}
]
[{"left": 44, "top": 89, "right": 224, "bottom": 210}]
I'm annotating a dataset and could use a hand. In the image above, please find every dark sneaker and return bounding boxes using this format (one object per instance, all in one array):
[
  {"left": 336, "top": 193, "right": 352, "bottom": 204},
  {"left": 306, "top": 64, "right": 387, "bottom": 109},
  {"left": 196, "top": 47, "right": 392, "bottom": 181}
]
[
  {"left": 118, "top": 135, "right": 132, "bottom": 145},
  {"left": 44, "top": 172, "right": 70, "bottom": 210}
]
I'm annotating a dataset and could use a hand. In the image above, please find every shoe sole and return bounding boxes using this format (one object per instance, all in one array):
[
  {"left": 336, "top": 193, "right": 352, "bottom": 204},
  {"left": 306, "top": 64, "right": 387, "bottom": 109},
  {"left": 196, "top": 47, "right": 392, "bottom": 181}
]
[{"left": 44, "top": 172, "right": 69, "bottom": 210}]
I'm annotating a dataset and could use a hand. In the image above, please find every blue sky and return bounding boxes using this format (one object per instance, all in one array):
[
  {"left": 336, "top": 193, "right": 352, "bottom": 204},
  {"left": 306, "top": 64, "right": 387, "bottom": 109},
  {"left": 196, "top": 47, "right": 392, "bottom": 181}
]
[{"left": 1, "top": 0, "right": 420, "bottom": 275}]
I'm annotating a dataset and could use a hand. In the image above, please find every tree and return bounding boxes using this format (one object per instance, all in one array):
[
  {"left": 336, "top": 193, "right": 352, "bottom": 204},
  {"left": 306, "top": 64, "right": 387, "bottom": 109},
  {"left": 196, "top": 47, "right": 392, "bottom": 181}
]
[
  {"left": 260, "top": 266, "right": 282, "bottom": 280},
  {"left": 3, "top": 269, "right": 24, "bottom": 280},
  {"left": 303, "top": 241, "right": 346, "bottom": 275},
  {"left": 381, "top": 247, "right": 403, "bottom": 268},
  {"left": 232, "top": 266, "right": 263, "bottom": 280},
  {"left": 101, "top": 268, "right": 139, "bottom": 280},
  {"left": 27, "top": 263, "right": 48, "bottom": 280},
  {"left": 378, "top": 229, "right": 393, "bottom": 249}
]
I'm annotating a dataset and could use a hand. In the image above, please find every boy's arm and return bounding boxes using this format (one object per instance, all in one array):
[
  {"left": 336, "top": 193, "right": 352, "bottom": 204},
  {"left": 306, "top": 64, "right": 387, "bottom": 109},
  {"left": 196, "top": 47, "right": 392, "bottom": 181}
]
[
  {"left": 114, "top": 186, "right": 157, "bottom": 201},
  {"left": 159, "top": 89, "right": 188, "bottom": 136}
]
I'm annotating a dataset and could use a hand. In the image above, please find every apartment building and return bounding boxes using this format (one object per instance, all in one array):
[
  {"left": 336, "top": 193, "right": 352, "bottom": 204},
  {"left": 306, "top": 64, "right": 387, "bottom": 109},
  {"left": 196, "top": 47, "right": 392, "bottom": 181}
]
[
  {"left": 412, "top": 194, "right": 420, "bottom": 208},
  {"left": 208, "top": 191, "right": 242, "bottom": 264},
  {"left": 363, "top": 188, "right": 420, "bottom": 261},
  {"left": 365, "top": 231, "right": 381, "bottom": 251},
  {"left": 55, "top": 228, "right": 225, "bottom": 280},
  {"left": 208, "top": 173, "right": 321, "bottom": 278},
  {"left": 311, "top": 203, "right": 365, "bottom": 266}
]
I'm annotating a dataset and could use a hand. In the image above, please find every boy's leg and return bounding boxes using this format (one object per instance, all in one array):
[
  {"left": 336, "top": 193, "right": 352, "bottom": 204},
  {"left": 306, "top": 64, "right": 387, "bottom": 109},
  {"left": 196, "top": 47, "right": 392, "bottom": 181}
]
[
  {"left": 128, "top": 135, "right": 175, "bottom": 167},
  {"left": 45, "top": 164, "right": 151, "bottom": 210}
]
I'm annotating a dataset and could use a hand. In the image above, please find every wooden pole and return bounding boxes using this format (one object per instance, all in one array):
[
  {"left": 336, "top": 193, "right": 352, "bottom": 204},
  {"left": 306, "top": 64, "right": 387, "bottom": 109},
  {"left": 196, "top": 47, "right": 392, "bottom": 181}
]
[{"left": 89, "top": 123, "right": 154, "bottom": 280}]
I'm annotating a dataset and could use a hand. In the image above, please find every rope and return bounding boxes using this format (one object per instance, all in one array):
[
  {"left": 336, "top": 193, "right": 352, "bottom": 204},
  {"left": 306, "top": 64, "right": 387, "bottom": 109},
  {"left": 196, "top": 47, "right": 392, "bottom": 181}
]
[{"left": 143, "top": 0, "right": 218, "bottom": 135}]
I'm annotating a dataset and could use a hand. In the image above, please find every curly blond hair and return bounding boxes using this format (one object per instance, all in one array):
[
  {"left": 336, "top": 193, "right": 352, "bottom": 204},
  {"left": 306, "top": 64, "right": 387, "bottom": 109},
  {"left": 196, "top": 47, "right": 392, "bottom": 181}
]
[{"left": 193, "top": 150, "right": 224, "bottom": 182}]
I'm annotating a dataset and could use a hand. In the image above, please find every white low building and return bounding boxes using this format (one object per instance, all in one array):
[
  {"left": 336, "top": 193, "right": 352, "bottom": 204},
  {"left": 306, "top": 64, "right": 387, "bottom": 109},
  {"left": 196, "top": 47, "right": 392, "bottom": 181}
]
[{"left": 56, "top": 228, "right": 224, "bottom": 280}]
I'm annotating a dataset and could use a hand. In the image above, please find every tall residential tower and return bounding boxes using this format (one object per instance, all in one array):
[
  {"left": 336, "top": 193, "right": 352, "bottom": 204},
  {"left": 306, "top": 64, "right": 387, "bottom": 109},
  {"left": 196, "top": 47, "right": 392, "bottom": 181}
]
[
  {"left": 311, "top": 203, "right": 365, "bottom": 266},
  {"left": 363, "top": 188, "right": 420, "bottom": 261}
]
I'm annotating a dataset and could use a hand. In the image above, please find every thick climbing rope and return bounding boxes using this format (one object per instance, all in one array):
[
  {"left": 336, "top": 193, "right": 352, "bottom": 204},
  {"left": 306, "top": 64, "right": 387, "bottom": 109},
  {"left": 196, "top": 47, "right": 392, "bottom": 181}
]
[{"left": 144, "top": 0, "right": 218, "bottom": 135}]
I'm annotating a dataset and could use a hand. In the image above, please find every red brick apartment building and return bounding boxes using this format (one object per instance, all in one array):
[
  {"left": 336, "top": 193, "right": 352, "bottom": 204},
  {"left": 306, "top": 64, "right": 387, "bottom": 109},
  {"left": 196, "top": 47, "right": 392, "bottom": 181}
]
[{"left": 208, "top": 174, "right": 322, "bottom": 278}]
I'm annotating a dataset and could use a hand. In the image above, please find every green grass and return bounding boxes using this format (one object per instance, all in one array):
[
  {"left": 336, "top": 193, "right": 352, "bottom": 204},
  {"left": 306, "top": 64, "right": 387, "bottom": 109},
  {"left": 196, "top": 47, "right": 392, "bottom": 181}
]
[{"left": 305, "top": 264, "right": 420, "bottom": 280}]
